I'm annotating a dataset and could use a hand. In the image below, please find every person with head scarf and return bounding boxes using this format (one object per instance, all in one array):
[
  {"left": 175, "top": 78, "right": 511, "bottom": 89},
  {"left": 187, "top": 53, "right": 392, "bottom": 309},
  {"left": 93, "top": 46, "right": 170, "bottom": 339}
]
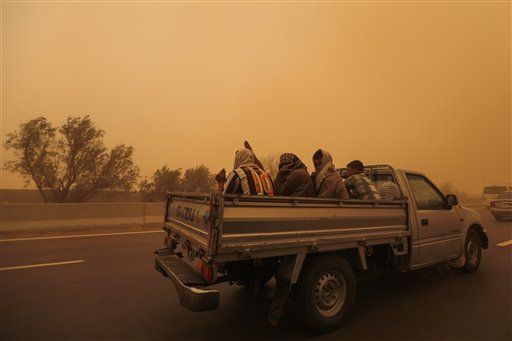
[
  {"left": 274, "top": 153, "right": 315, "bottom": 197},
  {"left": 215, "top": 143, "right": 274, "bottom": 196},
  {"left": 311, "top": 149, "right": 350, "bottom": 199}
]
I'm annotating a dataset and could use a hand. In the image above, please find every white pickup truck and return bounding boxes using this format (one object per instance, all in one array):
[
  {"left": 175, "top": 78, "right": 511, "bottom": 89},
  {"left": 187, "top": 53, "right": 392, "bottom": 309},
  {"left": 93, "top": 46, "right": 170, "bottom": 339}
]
[{"left": 154, "top": 165, "right": 488, "bottom": 333}]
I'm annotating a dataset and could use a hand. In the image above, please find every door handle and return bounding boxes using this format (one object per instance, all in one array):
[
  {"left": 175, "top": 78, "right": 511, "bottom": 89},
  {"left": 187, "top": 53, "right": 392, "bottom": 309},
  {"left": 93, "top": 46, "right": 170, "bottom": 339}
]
[{"left": 421, "top": 219, "right": 429, "bottom": 226}]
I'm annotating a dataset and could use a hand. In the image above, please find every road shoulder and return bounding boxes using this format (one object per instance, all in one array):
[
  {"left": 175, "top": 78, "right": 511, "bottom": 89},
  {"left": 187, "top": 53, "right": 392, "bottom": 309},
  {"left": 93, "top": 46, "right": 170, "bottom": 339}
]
[{"left": 0, "top": 223, "right": 162, "bottom": 240}]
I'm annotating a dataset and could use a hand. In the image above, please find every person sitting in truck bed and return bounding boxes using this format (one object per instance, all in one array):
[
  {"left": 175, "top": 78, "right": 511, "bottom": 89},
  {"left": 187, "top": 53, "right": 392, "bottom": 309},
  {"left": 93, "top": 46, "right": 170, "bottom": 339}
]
[
  {"left": 376, "top": 175, "right": 401, "bottom": 201},
  {"left": 215, "top": 146, "right": 274, "bottom": 196},
  {"left": 311, "top": 149, "right": 350, "bottom": 199},
  {"left": 344, "top": 160, "right": 382, "bottom": 200},
  {"left": 274, "top": 153, "right": 316, "bottom": 197}
]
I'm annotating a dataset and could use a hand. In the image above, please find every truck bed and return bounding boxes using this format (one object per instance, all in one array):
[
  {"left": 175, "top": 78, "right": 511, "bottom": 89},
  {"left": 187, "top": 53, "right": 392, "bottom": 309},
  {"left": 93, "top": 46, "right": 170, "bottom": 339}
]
[{"left": 164, "top": 193, "right": 410, "bottom": 263}]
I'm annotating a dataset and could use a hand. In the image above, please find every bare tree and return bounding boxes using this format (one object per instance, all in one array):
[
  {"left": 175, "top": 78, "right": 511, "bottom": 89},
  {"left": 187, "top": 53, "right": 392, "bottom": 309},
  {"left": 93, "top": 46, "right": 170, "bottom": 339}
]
[
  {"left": 139, "top": 165, "right": 182, "bottom": 201},
  {"left": 439, "top": 182, "right": 455, "bottom": 195},
  {"left": 4, "top": 115, "right": 140, "bottom": 202},
  {"left": 182, "top": 164, "right": 215, "bottom": 192},
  {"left": 3, "top": 117, "right": 56, "bottom": 202},
  {"left": 259, "top": 154, "right": 280, "bottom": 179},
  {"left": 439, "top": 182, "right": 468, "bottom": 201},
  {"left": 141, "top": 164, "right": 214, "bottom": 201}
]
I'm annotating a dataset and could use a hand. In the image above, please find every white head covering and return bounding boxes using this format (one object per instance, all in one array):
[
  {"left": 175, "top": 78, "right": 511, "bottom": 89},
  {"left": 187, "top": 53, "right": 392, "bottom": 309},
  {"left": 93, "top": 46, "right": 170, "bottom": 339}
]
[
  {"left": 314, "top": 149, "right": 336, "bottom": 190},
  {"left": 233, "top": 148, "right": 259, "bottom": 170}
]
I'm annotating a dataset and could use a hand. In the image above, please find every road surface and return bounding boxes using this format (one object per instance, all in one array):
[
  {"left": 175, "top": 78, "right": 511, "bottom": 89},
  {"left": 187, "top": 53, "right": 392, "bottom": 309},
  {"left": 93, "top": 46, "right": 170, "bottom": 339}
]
[{"left": 1, "top": 207, "right": 511, "bottom": 340}]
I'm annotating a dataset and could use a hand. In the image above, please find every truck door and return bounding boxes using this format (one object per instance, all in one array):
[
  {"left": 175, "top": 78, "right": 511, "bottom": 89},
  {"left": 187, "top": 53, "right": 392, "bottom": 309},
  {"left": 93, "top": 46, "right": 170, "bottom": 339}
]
[{"left": 406, "top": 174, "right": 463, "bottom": 265}]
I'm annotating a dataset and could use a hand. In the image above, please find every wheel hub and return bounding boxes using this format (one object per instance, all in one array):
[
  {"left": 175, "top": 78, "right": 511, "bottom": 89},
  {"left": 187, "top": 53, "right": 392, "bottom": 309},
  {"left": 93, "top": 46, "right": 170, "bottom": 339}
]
[
  {"left": 468, "top": 238, "right": 478, "bottom": 265},
  {"left": 314, "top": 271, "right": 347, "bottom": 317}
]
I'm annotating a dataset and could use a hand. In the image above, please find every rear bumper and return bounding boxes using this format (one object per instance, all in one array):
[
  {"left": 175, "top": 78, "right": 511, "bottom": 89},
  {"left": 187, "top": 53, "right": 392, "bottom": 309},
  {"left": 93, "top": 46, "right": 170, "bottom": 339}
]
[
  {"left": 154, "top": 248, "right": 219, "bottom": 312},
  {"left": 490, "top": 208, "right": 512, "bottom": 217}
]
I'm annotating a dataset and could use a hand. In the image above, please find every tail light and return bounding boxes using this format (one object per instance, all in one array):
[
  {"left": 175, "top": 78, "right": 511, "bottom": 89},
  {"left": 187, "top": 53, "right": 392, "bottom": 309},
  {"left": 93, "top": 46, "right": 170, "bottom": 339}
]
[
  {"left": 194, "top": 258, "right": 214, "bottom": 282},
  {"left": 200, "top": 263, "right": 214, "bottom": 282},
  {"left": 490, "top": 201, "right": 496, "bottom": 207},
  {"left": 163, "top": 235, "right": 176, "bottom": 250}
]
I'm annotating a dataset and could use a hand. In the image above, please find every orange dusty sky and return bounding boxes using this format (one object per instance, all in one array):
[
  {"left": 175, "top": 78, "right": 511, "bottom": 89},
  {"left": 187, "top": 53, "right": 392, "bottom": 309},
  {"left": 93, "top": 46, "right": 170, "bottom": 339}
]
[{"left": 1, "top": 1, "right": 511, "bottom": 194}]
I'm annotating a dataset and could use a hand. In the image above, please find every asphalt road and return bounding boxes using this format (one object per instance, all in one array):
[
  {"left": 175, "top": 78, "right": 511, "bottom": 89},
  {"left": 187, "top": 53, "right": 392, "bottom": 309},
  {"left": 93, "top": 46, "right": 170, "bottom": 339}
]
[{"left": 1, "top": 207, "right": 511, "bottom": 340}]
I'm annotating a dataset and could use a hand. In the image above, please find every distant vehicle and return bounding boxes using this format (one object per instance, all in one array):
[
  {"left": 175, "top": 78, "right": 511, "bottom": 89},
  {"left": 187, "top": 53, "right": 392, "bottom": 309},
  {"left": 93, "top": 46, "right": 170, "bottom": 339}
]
[
  {"left": 489, "top": 191, "right": 512, "bottom": 221},
  {"left": 154, "top": 165, "right": 488, "bottom": 334},
  {"left": 483, "top": 184, "right": 511, "bottom": 205}
]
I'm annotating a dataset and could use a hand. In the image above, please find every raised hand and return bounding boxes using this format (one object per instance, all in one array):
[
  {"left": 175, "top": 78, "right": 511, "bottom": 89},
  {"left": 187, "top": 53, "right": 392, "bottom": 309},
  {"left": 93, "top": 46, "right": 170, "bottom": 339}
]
[
  {"left": 215, "top": 169, "right": 227, "bottom": 184},
  {"left": 243, "top": 140, "right": 253, "bottom": 151}
]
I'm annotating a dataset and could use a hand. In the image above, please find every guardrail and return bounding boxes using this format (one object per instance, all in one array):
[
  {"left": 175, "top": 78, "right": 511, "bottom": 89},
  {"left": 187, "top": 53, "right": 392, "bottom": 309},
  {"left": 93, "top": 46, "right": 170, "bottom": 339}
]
[
  {"left": 0, "top": 201, "right": 486, "bottom": 232},
  {"left": 0, "top": 202, "right": 165, "bottom": 231}
]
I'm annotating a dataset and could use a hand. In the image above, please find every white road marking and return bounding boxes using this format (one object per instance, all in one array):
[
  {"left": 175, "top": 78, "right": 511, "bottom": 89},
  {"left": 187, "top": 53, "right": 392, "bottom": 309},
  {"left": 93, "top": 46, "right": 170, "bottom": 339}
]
[
  {"left": 0, "top": 260, "right": 85, "bottom": 271},
  {"left": 497, "top": 239, "right": 512, "bottom": 247},
  {"left": 0, "top": 230, "right": 163, "bottom": 243}
]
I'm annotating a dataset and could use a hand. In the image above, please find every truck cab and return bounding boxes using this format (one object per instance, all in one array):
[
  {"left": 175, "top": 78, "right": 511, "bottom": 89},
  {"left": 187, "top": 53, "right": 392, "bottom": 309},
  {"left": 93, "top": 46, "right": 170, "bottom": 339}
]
[{"left": 483, "top": 184, "right": 512, "bottom": 206}]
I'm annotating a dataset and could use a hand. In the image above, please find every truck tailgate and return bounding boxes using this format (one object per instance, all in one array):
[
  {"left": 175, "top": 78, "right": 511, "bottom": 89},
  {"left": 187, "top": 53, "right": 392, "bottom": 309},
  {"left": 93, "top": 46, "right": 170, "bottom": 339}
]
[{"left": 164, "top": 193, "right": 214, "bottom": 255}]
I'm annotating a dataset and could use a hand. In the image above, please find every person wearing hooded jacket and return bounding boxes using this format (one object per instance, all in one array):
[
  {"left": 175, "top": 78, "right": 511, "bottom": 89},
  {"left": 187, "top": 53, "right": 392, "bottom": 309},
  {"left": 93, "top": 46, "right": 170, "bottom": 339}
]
[
  {"left": 274, "top": 153, "right": 315, "bottom": 197},
  {"left": 215, "top": 142, "right": 274, "bottom": 196},
  {"left": 311, "top": 149, "right": 350, "bottom": 199}
]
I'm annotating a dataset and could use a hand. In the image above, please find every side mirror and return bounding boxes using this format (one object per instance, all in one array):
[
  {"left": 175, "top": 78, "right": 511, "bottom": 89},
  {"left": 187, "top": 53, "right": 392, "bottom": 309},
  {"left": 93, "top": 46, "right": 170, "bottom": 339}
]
[{"left": 446, "top": 194, "right": 459, "bottom": 207}]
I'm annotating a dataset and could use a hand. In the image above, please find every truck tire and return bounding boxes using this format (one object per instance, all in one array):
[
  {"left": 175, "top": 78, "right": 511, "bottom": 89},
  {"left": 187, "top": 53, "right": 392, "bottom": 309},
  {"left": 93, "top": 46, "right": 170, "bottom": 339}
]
[
  {"left": 494, "top": 215, "right": 502, "bottom": 221},
  {"left": 462, "top": 229, "right": 482, "bottom": 273},
  {"left": 292, "top": 254, "right": 356, "bottom": 334}
]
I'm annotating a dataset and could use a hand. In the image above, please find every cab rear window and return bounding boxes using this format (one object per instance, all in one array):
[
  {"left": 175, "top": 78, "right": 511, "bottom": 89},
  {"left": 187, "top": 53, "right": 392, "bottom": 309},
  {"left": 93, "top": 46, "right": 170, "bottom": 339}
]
[
  {"left": 484, "top": 186, "right": 507, "bottom": 194},
  {"left": 498, "top": 191, "right": 512, "bottom": 199}
]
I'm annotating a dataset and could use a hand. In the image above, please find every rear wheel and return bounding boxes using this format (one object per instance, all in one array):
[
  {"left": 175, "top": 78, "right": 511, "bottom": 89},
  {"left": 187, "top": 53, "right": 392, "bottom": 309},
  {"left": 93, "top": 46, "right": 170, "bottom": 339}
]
[
  {"left": 462, "top": 229, "right": 482, "bottom": 273},
  {"left": 494, "top": 215, "right": 502, "bottom": 221},
  {"left": 292, "top": 254, "right": 356, "bottom": 334}
]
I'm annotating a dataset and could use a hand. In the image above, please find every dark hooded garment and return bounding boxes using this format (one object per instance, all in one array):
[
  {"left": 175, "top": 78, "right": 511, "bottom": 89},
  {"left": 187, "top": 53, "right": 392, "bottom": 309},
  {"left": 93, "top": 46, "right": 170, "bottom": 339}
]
[
  {"left": 312, "top": 149, "right": 350, "bottom": 200},
  {"left": 274, "top": 153, "right": 316, "bottom": 197}
]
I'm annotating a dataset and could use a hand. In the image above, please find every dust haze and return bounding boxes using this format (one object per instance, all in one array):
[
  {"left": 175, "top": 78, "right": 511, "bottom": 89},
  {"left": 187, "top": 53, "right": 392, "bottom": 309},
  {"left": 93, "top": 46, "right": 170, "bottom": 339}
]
[{"left": 2, "top": 2, "right": 511, "bottom": 194}]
